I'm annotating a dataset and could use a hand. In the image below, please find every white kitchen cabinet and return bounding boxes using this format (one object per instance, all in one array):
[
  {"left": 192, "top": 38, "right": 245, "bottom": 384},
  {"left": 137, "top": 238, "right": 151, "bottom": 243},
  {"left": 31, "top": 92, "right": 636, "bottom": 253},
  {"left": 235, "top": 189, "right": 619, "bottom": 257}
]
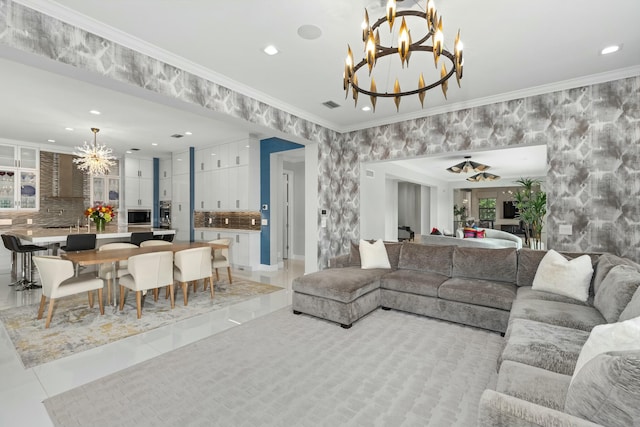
[
  {"left": 210, "top": 144, "right": 230, "bottom": 169},
  {"left": 195, "top": 170, "right": 215, "bottom": 210},
  {"left": 0, "top": 145, "right": 39, "bottom": 210},
  {"left": 124, "top": 157, "right": 153, "bottom": 208},
  {"left": 159, "top": 158, "right": 172, "bottom": 201},
  {"left": 91, "top": 175, "right": 120, "bottom": 209},
  {"left": 172, "top": 150, "right": 191, "bottom": 242}
]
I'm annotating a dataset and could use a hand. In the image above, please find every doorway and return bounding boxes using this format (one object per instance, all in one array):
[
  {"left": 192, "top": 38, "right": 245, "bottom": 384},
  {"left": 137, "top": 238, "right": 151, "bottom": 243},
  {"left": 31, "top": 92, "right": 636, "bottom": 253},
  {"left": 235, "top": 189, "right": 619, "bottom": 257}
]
[{"left": 282, "top": 170, "right": 293, "bottom": 260}]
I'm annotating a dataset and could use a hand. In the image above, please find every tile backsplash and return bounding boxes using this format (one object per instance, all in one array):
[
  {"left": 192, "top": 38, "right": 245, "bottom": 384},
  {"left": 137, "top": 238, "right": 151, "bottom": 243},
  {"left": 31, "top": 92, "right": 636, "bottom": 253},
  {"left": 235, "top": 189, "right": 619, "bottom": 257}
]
[{"left": 194, "top": 211, "right": 261, "bottom": 231}]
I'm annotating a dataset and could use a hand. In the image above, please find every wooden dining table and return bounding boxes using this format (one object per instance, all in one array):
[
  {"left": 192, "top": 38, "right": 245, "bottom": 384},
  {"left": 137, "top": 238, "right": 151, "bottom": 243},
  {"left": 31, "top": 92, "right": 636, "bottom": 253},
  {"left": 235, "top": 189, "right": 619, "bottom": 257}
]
[{"left": 61, "top": 241, "right": 228, "bottom": 311}]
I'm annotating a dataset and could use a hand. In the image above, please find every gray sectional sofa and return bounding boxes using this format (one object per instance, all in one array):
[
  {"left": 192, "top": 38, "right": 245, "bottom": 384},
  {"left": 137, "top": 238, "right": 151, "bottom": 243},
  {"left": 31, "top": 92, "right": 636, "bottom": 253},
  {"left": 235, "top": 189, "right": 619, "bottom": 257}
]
[{"left": 292, "top": 243, "right": 640, "bottom": 426}]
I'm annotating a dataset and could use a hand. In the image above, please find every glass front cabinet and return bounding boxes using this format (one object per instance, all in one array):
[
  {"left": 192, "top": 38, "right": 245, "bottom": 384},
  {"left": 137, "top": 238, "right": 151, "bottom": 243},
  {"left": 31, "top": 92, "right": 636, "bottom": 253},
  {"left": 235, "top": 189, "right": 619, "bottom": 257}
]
[
  {"left": 0, "top": 145, "right": 39, "bottom": 210},
  {"left": 91, "top": 175, "right": 120, "bottom": 210}
]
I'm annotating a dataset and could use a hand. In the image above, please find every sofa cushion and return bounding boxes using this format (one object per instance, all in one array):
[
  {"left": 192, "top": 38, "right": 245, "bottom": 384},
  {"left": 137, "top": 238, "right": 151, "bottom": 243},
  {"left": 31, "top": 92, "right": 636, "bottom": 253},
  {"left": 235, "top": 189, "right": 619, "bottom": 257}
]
[
  {"left": 572, "top": 316, "right": 640, "bottom": 383},
  {"left": 516, "top": 286, "right": 592, "bottom": 306},
  {"left": 379, "top": 269, "right": 447, "bottom": 298},
  {"left": 359, "top": 239, "right": 391, "bottom": 269},
  {"left": 509, "top": 298, "right": 606, "bottom": 332},
  {"left": 292, "top": 267, "right": 385, "bottom": 303},
  {"left": 531, "top": 250, "right": 593, "bottom": 302},
  {"left": 439, "top": 278, "right": 517, "bottom": 311},
  {"left": 620, "top": 285, "right": 640, "bottom": 322},
  {"left": 593, "top": 264, "right": 640, "bottom": 323},
  {"left": 497, "top": 360, "right": 571, "bottom": 412},
  {"left": 593, "top": 252, "right": 640, "bottom": 295},
  {"left": 397, "top": 243, "right": 453, "bottom": 276},
  {"left": 565, "top": 350, "right": 640, "bottom": 427},
  {"left": 500, "top": 319, "right": 590, "bottom": 375},
  {"left": 452, "top": 246, "right": 517, "bottom": 283}
]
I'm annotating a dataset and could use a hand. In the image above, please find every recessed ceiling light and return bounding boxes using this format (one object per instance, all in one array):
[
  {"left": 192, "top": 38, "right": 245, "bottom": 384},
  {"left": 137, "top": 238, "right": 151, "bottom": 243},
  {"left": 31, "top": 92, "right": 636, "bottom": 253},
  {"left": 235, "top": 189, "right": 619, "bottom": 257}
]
[
  {"left": 176, "top": 158, "right": 183, "bottom": 161},
  {"left": 600, "top": 45, "right": 621, "bottom": 55},
  {"left": 362, "top": 106, "right": 371, "bottom": 112},
  {"left": 126, "top": 150, "right": 132, "bottom": 154},
  {"left": 263, "top": 45, "right": 279, "bottom": 56},
  {"left": 151, "top": 143, "right": 158, "bottom": 146},
  {"left": 185, "top": 131, "right": 192, "bottom": 135},
  {"left": 297, "top": 25, "right": 322, "bottom": 40},
  {"left": 89, "top": 110, "right": 101, "bottom": 115},
  {"left": 47, "top": 139, "right": 55, "bottom": 143},
  {"left": 65, "top": 127, "right": 74, "bottom": 131}
]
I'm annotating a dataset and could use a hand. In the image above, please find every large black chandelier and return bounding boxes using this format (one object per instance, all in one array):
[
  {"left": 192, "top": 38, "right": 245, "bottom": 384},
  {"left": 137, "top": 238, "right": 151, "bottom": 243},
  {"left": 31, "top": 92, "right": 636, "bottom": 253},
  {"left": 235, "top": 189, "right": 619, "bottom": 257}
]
[{"left": 343, "top": 0, "right": 464, "bottom": 112}]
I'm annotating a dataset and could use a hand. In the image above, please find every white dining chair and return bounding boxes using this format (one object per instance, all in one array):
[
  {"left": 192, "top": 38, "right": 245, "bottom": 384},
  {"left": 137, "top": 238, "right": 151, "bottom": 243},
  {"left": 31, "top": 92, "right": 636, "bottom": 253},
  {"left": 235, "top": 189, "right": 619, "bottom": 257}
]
[
  {"left": 98, "top": 242, "right": 138, "bottom": 304},
  {"left": 208, "top": 238, "right": 233, "bottom": 284},
  {"left": 139, "top": 240, "right": 173, "bottom": 247},
  {"left": 174, "top": 247, "right": 214, "bottom": 305},
  {"left": 33, "top": 256, "right": 105, "bottom": 328},
  {"left": 118, "top": 251, "right": 174, "bottom": 318}
]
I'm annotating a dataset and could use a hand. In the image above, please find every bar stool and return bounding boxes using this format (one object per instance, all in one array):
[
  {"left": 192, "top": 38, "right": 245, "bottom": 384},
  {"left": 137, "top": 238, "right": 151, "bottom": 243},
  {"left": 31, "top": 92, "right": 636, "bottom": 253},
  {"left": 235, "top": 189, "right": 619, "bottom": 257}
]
[
  {"left": 60, "top": 234, "right": 96, "bottom": 275},
  {"left": 1, "top": 234, "right": 47, "bottom": 290},
  {"left": 130, "top": 232, "right": 154, "bottom": 246}
]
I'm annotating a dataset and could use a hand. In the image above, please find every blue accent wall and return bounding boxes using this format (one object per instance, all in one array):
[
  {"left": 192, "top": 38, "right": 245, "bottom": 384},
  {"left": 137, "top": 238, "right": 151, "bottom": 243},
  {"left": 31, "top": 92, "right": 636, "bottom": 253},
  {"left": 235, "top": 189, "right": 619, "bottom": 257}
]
[
  {"left": 260, "top": 138, "right": 304, "bottom": 265},
  {"left": 189, "top": 147, "right": 195, "bottom": 242},
  {"left": 153, "top": 157, "right": 159, "bottom": 228}
]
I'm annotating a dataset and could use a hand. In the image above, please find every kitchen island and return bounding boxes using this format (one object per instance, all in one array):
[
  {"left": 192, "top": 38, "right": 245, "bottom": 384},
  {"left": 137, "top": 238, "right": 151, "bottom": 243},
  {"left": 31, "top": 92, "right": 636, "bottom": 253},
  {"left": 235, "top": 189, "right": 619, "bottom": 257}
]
[{"left": 10, "top": 226, "right": 176, "bottom": 245}]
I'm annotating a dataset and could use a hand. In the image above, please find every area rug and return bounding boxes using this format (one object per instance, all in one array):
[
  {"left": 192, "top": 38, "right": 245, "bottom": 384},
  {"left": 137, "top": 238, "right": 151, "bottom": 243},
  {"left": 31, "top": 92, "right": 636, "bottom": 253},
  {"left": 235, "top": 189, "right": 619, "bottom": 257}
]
[
  {"left": 0, "top": 279, "right": 282, "bottom": 368},
  {"left": 44, "top": 308, "right": 503, "bottom": 427}
]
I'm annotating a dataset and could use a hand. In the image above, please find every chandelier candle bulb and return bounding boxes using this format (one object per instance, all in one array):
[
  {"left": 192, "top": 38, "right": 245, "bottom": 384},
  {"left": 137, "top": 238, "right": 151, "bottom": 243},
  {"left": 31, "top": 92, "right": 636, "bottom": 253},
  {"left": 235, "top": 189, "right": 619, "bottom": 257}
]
[{"left": 386, "top": 0, "right": 396, "bottom": 30}]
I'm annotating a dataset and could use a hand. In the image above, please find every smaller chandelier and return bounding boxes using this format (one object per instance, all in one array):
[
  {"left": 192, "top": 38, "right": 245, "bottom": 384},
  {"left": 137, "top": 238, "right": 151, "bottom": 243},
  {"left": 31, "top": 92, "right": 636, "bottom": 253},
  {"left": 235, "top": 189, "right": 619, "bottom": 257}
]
[
  {"left": 467, "top": 172, "right": 500, "bottom": 182},
  {"left": 73, "top": 128, "right": 116, "bottom": 176},
  {"left": 446, "top": 156, "right": 490, "bottom": 174},
  {"left": 343, "top": 0, "right": 463, "bottom": 112}
]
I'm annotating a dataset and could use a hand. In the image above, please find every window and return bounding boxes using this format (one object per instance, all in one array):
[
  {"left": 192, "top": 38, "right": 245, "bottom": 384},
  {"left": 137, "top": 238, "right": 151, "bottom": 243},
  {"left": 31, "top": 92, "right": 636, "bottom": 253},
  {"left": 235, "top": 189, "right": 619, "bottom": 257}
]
[{"left": 478, "top": 198, "right": 496, "bottom": 221}]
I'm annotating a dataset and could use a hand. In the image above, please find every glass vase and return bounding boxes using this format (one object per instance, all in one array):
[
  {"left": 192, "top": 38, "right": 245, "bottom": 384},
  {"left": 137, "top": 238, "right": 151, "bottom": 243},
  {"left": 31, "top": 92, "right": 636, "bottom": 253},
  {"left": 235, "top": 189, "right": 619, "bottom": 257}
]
[{"left": 95, "top": 219, "right": 106, "bottom": 232}]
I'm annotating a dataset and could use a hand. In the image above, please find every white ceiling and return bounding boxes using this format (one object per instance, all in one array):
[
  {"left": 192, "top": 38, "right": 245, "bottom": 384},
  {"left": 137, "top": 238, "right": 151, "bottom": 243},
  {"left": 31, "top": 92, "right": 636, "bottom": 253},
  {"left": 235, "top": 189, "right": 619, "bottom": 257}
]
[{"left": 2, "top": 0, "right": 640, "bottom": 162}]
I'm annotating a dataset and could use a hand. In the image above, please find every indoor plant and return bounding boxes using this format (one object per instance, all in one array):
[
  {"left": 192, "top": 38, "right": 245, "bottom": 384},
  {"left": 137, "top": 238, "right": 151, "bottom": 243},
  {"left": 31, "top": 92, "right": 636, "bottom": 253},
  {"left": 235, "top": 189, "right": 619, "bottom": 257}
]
[
  {"left": 512, "top": 178, "right": 547, "bottom": 249},
  {"left": 85, "top": 204, "right": 114, "bottom": 232}
]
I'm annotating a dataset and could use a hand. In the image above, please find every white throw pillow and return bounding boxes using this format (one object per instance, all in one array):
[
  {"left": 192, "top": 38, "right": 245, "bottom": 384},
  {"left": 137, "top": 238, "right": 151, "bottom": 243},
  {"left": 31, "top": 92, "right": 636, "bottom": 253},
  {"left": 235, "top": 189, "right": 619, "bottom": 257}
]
[
  {"left": 359, "top": 239, "right": 391, "bottom": 269},
  {"left": 531, "top": 250, "right": 593, "bottom": 302},
  {"left": 571, "top": 316, "right": 640, "bottom": 385}
]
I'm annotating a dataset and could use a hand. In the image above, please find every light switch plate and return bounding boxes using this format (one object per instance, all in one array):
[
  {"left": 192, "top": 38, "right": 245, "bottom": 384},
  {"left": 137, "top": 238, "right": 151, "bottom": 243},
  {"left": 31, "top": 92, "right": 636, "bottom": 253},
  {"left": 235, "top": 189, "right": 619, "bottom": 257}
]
[
  {"left": 27, "top": 219, "right": 33, "bottom": 224},
  {"left": 559, "top": 224, "right": 572, "bottom": 235},
  {"left": 0, "top": 219, "right": 12, "bottom": 225},
  {"left": 261, "top": 219, "right": 268, "bottom": 226}
]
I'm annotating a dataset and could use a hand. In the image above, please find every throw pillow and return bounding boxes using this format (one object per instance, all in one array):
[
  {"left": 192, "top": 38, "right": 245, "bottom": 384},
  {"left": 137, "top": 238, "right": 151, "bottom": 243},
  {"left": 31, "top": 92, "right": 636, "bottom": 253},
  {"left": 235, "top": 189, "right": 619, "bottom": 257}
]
[
  {"left": 359, "top": 239, "right": 391, "bottom": 269},
  {"left": 476, "top": 229, "right": 486, "bottom": 238},
  {"left": 571, "top": 316, "right": 640, "bottom": 385},
  {"left": 593, "top": 265, "right": 640, "bottom": 323},
  {"left": 532, "top": 249, "right": 593, "bottom": 302},
  {"left": 619, "top": 285, "right": 640, "bottom": 322},
  {"left": 463, "top": 227, "right": 476, "bottom": 238}
]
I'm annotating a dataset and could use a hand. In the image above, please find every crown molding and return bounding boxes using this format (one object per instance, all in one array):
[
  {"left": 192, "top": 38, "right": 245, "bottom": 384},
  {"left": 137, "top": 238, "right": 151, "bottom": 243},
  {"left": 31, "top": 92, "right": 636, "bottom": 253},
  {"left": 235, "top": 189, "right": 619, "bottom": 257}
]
[
  {"left": 12, "top": 0, "right": 340, "bottom": 134},
  {"left": 339, "top": 65, "right": 640, "bottom": 133}
]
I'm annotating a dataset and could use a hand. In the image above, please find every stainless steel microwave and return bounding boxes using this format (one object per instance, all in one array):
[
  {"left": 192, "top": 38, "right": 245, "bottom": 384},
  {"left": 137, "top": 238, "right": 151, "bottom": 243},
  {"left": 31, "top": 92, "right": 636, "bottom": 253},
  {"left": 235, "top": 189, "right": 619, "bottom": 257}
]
[{"left": 127, "top": 209, "right": 151, "bottom": 225}]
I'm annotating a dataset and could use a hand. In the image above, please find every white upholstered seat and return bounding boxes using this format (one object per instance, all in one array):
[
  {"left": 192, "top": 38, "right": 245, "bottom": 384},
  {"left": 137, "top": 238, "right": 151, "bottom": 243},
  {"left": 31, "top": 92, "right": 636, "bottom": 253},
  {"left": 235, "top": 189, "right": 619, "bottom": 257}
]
[
  {"left": 174, "top": 247, "right": 214, "bottom": 305},
  {"left": 97, "top": 242, "right": 138, "bottom": 304},
  {"left": 208, "top": 239, "right": 233, "bottom": 284},
  {"left": 33, "top": 255, "right": 105, "bottom": 328},
  {"left": 119, "top": 251, "right": 174, "bottom": 318},
  {"left": 139, "top": 240, "right": 173, "bottom": 247}
]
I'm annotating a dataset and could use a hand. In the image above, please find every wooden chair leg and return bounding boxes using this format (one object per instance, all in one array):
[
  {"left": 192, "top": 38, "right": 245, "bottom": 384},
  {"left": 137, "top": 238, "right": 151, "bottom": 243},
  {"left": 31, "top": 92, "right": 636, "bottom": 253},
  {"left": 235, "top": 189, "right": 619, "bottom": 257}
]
[
  {"left": 192, "top": 280, "right": 197, "bottom": 293},
  {"left": 153, "top": 288, "right": 159, "bottom": 302},
  {"left": 45, "top": 298, "right": 55, "bottom": 328},
  {"left": 169, "top": 284, "right": 175, "bottom": 309},
  {"left": 165, "top": 285, "right": 169, "bottom": 299},
  {"left": 227, "top": 266, "right": 233, "bottom": 284},
  {"left": 97, "top": 288, "right": 104, "bottom": 315},
  {"left": 88, "top": 290, "right": 94, "bottom": 308},
  {"left": 37, "top": 295, "right": 47, "bottom": 319},
  {"left": 119, "top": 285, "right": 126, "bottom": 311},
  {"left": 209, "top": 275, "right": 215, "bottom": 299},
  {"left": 135, "top": 291, "right": 142, "bottom": 319},
  {"left": 107, "top": 278, "right": 112, "bottom": 305},
  {"left": 215, "top": 268, "right": 220, "bottom": 281},
  {"left": 182, "top": 282, "right": 188, "bottom": 306}
]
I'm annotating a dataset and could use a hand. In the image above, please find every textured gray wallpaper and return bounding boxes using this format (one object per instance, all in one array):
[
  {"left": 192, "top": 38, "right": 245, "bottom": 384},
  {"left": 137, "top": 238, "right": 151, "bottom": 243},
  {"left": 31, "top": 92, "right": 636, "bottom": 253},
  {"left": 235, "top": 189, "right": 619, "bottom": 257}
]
[
  {"left": 317, "top": 78, "right": 640, "bottom": 267},
  {"left": 1, "top": 1, "right": 639, "bottom": 268}
]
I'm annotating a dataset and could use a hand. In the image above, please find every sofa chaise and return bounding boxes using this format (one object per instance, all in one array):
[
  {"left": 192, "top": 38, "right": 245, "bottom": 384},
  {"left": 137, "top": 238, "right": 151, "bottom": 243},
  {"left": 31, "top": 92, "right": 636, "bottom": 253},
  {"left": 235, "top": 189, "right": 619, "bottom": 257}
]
[{"left": 292, "top": 242, "right": 640, "bottom": 426}]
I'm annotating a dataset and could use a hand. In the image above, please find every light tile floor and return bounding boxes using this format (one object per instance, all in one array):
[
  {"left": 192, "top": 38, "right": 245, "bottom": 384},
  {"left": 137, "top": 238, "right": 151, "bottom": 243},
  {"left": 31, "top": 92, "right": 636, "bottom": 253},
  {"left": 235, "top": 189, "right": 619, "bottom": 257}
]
[{"left": 0, "top": 260, "right": 304, "bottom": 426}]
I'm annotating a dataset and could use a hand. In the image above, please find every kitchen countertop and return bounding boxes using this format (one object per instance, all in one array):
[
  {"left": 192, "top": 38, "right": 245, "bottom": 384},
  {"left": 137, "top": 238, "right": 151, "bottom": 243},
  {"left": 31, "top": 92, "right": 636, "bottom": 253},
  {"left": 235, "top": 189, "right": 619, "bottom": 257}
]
[
  {"left": 194, "top": 227, "right": 261, "bottom": 234},
  {"left": 11, "top": 226, "right": 176, "bottom": 244}
]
